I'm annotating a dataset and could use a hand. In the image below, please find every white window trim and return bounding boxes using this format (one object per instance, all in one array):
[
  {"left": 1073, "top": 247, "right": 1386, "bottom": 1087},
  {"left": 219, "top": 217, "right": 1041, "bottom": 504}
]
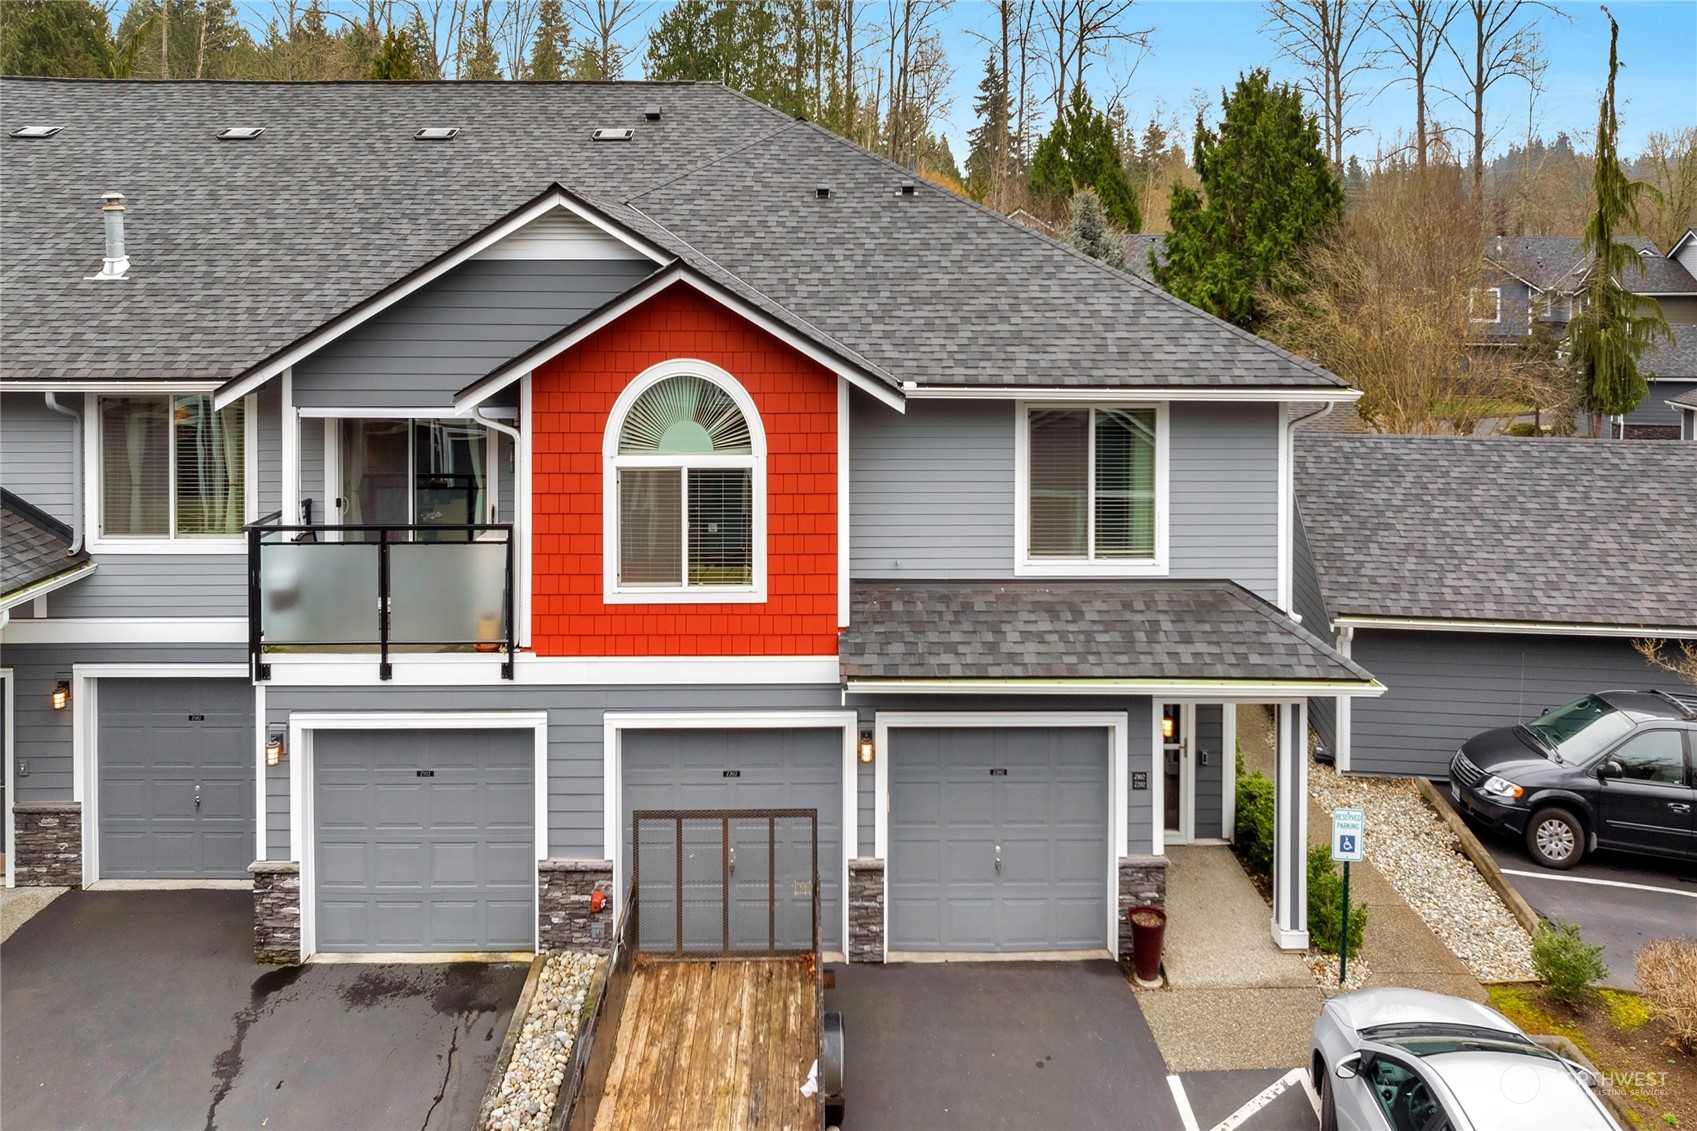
[
  {"left": 601, "top": 359, "right": 768, "bottom": 604},
  {"left": 1013, "top": 400, "right": 1170, "bottom": 577},
  {"left": 288, "top": 711, "right": 550, "bottom": 961},
  {"left": 84, "top": 391, "right": 259, "bottom": 555},
  {"left": 1470, "top": 287, "right": 1502, "bottom": 323}
]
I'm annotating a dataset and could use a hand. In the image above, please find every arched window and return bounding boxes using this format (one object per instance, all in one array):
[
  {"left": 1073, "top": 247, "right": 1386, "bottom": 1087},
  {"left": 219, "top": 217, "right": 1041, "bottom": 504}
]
[{"left": 603, "top": 362, "right": 766, "bottom": 602}]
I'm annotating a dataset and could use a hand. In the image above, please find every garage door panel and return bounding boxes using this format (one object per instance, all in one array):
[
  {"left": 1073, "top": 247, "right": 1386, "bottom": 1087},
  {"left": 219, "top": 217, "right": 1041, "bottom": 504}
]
[
  {"left": 431, "top": 842, "right": 477, "bottom": 884},
  {"left": 890, "top": 727, "right": 1109, "bottom": 952}
]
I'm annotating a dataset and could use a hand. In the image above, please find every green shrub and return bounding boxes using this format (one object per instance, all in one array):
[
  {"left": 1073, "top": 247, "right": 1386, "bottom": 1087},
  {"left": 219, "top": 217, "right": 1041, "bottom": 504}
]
[
  {"left": 1534, "top": 921, "right": 1608, "bottom": 1003},
  {"left": 1307, "top": 844, "right": 1367, "bottom": 955},
  {"left": 1507, "top": 422, "right": 1540, "bottom": 437},
  {"left": 1234, "top": 759, "right": 1276, "bottom": 878}
]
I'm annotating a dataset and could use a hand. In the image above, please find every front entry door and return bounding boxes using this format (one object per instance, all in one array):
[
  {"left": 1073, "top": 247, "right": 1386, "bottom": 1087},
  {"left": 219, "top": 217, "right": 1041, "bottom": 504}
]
[{"left": 1162, "top": 704, "right": 1191, "bottom": 843}]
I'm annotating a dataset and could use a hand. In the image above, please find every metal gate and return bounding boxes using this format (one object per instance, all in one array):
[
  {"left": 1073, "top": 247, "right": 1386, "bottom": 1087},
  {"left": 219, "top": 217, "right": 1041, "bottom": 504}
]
[{"left": 631, "top": 809, "right": 819, "bottom": 957}]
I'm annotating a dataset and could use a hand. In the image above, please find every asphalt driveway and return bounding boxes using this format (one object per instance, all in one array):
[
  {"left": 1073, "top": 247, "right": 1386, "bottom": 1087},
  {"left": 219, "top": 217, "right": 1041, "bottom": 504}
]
[
  {"left": 824, "top": 959, "right": 1182, "bottom": 1131},
  {"left": 1, "top": 889, "right": 527, "bottom": 1131}
]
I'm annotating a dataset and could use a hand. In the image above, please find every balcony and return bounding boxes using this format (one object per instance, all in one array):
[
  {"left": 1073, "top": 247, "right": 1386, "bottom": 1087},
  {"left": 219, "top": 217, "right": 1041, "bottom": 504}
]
[{"left": 247, "top": 515, "right": 515, "bottom": 680}]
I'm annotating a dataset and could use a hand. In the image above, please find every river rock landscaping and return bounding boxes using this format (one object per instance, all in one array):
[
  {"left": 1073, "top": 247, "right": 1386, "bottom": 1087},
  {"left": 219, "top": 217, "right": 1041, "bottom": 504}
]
[
  {"left": 1308, "top": 761, "right": 1536, "bottom": 982},
  {"left": 483, "top": 951, "right": 605, "bottom": 1131}
]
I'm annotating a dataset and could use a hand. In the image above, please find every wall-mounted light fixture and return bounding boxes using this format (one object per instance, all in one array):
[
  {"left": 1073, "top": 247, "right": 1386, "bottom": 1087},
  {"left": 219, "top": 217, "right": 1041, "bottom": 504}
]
[
  {"left": 1161, "top": 712, "right": 1175, "bottom": 740},
  {"left": 265, "top": 729, "right": 287, "bottom": 767},
  {"left": 858, "top": 730, "right": 875, "bottom": 764},
  {"left": 51, "top": 679, "right": 71, "bottom": 711}
]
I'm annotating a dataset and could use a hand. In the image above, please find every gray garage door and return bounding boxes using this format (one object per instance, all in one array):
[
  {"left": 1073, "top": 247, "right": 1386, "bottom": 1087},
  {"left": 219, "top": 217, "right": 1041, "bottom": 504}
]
[
  {"left": 315, "top": 729, "right": 534, "bottom": 952},
  {"left": 889, "top": 727, "right": 1109, "bottom": 952},
  {"left": 99, "top": 678, "right": 253, "bottom": 879},
  {"left": 621, "top": 728, "right": 843, "bottom": 953}
]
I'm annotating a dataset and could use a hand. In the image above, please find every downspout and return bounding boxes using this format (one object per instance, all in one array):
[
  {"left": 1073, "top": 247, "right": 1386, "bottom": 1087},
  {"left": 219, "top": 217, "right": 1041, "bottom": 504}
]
[
  {"left": 43, "top": 393, "right": 84, "bottom": 555},
  {"left": 472, "top": 407, "right": 522, "bottom": 522}
]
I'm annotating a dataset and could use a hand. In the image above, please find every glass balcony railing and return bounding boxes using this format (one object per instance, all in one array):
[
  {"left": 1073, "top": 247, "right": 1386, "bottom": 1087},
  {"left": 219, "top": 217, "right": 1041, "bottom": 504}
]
[{"left": 246, "top": 515, "right": 515, "bottom": 680}]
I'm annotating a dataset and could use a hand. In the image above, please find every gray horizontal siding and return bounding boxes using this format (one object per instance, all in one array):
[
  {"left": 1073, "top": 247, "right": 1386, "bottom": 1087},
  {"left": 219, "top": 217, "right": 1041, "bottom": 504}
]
[
  {"left": 850, "top": 395, "right": 1015, "bottom": 578},
  {"left": 2, "top": 643, "right": 248, "bottom": 804},
  {"left": 1347, "top": 629, "right": 1691, "bottom": 778},
  {"left": 1292, "top": 503, "right": 1337, "bottom": 751},
  {"left": 290, "top": 259, "right": 654, "bottom": 410},
  {"left": 298, "top": 415, "right": 324, "bottom": 525},
  {"left": 2, "top": 392, "right": 79, "bottom": 524},
  {"left": 1626, "top": 378, "right": 1697, "bottom": 427},
  {"left": 1168, "top": 401, "right": 1279, "bottom": 601},
  {"left": 47, "top": 555, "right": 247, "bottom": 617}
]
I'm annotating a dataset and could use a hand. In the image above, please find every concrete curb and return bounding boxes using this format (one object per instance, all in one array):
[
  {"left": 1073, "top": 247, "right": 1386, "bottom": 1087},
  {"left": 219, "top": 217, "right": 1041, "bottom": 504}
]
[
  {"left": 1416, "top": 778, "right": 1544, "bottom": 939},
  {"left": 476, "top": 953, "right": 548, "bottom": 1130}
]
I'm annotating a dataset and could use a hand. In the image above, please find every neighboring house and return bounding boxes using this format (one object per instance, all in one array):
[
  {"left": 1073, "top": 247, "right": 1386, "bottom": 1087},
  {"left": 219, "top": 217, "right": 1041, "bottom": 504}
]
[
  {"left": 1671, "top": 386, "right": 1697, "bottom": 439},
  {"left": 0, "top": 79, "right": 1380, "bottom": 963},
  {"left": 1480, "top": 232, "right": 1697, "bottom": 438},
  {"left": 1123, "top": 233, "right": 1167, "bottom": 284},
  {"left": 1293, "top": 435, "right": 1697, "bottom": 780}
]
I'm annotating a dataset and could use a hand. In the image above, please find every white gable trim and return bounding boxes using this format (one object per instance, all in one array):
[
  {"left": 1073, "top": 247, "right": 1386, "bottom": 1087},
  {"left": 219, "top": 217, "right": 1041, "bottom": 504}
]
[
  {"left": 452, "top": 266, "right": 907, "bottom": 414},
  {"left": 212, "top": 188, "right": 670, "bottom": 410}
]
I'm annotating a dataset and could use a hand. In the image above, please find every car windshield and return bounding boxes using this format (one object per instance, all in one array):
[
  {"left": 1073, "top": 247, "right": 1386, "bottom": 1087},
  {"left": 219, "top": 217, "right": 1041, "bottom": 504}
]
[
  {"left": 1378, "top": 1034, "right": 1551, "bottom": 1060},
  {"left": 1525, "top": 696, "right": 1635, "bottom": 764}
]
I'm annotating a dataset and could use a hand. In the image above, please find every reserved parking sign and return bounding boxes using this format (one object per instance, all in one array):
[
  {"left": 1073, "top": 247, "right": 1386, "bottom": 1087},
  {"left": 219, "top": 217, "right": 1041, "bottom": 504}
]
[{"left": 1331, "top": 808, "right": 1365, "bottom": 863}]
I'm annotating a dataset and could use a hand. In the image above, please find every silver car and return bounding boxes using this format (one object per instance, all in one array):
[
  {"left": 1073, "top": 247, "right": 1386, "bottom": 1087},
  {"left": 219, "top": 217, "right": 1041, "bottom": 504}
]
[{"left": 1311, "top": 988, "right": 1621, "bottom": 1131}]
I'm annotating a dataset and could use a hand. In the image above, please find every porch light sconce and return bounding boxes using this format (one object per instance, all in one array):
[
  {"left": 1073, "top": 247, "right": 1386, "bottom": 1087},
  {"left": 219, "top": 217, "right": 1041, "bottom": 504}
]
[
  {"left": 1161, "top": 713, "right": 1175, "bottom": 740},
  {"left": 858, "top": 730, "right": 875, "bottom": 764},
  {"left": 265, "top": 730, "right": 287, "bottom": 767},
  {"left": 51, "top": 680, "right": 71, "bottom": 711}
]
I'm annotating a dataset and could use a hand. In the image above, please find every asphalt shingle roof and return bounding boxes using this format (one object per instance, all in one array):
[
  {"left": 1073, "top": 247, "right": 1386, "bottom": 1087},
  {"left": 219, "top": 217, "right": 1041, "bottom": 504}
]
[
  {"left": 1485, "top": 234, "right": 1697, "bottom": 295},
  {"left": 839, "top": 580, "right": 1373, "bottom": 684},
  {"left": 0, "top": 79, "right": 1345, "bottom": 392},
  {"left": 1669, "top": 386, "right": 1697, "bottom": 410},
  {"left": 1642, "top": 326, "right": 1697, "bottom": 379},
  {"left": 2, "top": 489, "right": 92, "bottom": 600},
  {"left": 1294, "top": 435, "right": 1697, "bottom": 630}
]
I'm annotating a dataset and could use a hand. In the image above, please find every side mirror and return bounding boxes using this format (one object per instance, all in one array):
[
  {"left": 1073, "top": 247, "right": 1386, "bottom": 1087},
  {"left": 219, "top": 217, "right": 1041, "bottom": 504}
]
[
  {"left": 1598, "top": 760, "right": 1623, "bottom": 780},
  {"left": 1335, "top": 1053, "right": 1363, "bottom": 1080}
]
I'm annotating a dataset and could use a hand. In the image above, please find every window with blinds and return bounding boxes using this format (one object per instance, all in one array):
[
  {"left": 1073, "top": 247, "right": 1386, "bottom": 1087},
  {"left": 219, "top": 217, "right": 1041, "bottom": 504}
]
[
  {"left": 1027, "top": 406, "right": 1156, "bottom": 561},
  {"left": 612, "top": 373, "right": 758, "bottom": 591},
  {"left": 100, "top": 394, "right": 245, "bottom": 539}
]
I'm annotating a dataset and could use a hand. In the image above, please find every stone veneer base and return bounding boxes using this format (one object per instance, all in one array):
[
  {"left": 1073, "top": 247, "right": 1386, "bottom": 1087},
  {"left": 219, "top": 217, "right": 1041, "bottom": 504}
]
[
  {"left": 13, "top": 802, "right": 83, "bottom": 888},
  {"left": 250, "top": 860, "right": 302, "bottom": 964},
  {"left": 1118, "top": 855, "right": 1169, "bottom": 965},
  {"left": 538, "top": 858, "right": 614, "bottom": 952},
  {"left": 847, "top": 857, "right": 885, "bottom": 964}
]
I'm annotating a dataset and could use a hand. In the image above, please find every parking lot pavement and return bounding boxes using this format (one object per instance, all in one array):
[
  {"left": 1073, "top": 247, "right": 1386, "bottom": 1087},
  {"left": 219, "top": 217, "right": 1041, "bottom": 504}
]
[
  {"left": 825, "top": 959, "right": 1181, "bottom": 1131},
  {"left": 1, "top": 889, "right": 526, "bottom": 1131},
  {"left": 1169, "top": 1068, "right": 1319, "bottom": 1131},
  {"left": 1474, "top": 828, "right": 1697, "bottom": 988}
]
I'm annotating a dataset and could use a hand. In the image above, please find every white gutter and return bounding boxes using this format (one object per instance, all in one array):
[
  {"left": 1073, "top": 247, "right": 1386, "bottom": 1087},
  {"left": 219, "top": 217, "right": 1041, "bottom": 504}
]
[
  {"left": 7, "top": 381, "right": 223, "bottom": 393},
  {"left": 844, "top": 678, "right": 1387, "bottom": 698},
  {"left": 1334, "top": 615, "right": 1697, "bottom": 640},
  {"left": 899, "top": 385, "right": 1363, "bottom": 404},
  {"left": 41, "top": 393, "right": 83, "bottom": 554},
  {"left": 0, "top": 561, "right": 98, "bottom": 614}
]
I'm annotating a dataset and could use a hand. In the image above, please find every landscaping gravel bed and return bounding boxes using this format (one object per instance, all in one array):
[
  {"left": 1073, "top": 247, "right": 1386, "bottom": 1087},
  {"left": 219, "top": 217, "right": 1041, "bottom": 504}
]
[
  {"left": 483, "top": 951, "right": 606, "bottom": 1131},
  {"left": 1308, "top": 949, "right": 1371, "bottom": 997},
  {"left": 1309, "top": 762, "right": 1536, "bottom": 982}
]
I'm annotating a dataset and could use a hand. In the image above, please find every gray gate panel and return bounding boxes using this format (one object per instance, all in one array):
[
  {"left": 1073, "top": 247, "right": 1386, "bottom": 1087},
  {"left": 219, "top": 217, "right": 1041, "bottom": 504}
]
[
  {"left": 98, "top": 679, "right": 253, "bottom": 878},
  {"left": 889, "top": 727, "right": 1109, "bottom": 952},
  {"left": 621, "top": 728, "right": 843, "bottom": 953},
  {"left": 314, "top": 729, "right": 534, "bottom": 952}
]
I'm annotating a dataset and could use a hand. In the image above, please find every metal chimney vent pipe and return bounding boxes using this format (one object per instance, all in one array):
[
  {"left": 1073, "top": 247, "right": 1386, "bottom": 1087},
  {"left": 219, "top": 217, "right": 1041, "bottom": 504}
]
[{"left": 92, "top": 191, "right": 129, "bottom": 280}]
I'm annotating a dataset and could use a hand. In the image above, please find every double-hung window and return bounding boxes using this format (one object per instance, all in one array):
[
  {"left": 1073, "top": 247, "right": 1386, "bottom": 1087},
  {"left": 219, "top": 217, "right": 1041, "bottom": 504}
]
[
  {"left": 1018, "top": 404, "right": 1166, "bottom": 574},
  {"left": 97, "top": 394, "right": 247, "bottom": 544},
  {"left": 605, "top": 366, "right": 765, "bottom": 602}
]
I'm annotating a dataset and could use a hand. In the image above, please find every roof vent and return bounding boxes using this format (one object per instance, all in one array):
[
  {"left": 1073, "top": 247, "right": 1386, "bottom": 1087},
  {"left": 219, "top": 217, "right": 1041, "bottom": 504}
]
[
  {"left": 593, "top": 128, "right": 635, "bottom": 142},
  {"left": 816, "top": 185, "right": 831, "bottom": 200},
  {"left": 897, "top": 180, "right": 917, "bottom": 196},
  {"left": 414, "top": 127, "right": 459, "bottom": 141},
  {"left": 217, "top": 127, "right": 265, "bottom": 141},
  {"left": 644, "top": 104, "right": 662, "bottom": 121},
  {"left": 88, "top": 191, "right": 129, "bottom": 281},
  {"left": 10, "top": 125, "right": 62, "bottom": 139}
]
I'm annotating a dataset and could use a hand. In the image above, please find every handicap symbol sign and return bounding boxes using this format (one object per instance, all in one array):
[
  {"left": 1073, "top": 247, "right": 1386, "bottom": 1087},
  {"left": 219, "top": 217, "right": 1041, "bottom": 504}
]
[{"left": 1331, "top": 808, "right": 1365, "bottom": 863}]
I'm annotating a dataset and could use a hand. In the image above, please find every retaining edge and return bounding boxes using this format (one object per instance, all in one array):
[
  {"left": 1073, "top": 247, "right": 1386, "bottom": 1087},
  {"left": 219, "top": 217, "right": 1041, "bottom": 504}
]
[
  {"left": 1416, "top": 778, "right": 1543, "bottom": 938},
  {"left": 476, "top": 953, "right": 549, "bottom": 1129}
]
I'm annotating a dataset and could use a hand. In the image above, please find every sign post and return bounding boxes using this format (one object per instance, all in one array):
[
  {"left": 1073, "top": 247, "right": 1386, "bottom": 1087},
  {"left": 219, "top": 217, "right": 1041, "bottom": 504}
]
[{"left": 1330, "top": 807, "right": 1365, "bottom": 985}]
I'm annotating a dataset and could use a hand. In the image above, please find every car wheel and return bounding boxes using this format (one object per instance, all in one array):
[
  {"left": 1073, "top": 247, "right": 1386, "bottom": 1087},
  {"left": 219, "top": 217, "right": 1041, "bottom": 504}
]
[
  {"left": 1526, "top": 806, "right": 1585, "bottom": 869},
  {"left": 1318, "top": 1063, "right": 1339, "bottom": 1131}
]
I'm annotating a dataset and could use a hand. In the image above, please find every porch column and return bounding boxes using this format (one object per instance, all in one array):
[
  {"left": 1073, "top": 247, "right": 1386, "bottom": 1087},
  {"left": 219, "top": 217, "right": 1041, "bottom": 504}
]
[{"left": 1270, "top": 699, "right": 1310, "bottom": 950}]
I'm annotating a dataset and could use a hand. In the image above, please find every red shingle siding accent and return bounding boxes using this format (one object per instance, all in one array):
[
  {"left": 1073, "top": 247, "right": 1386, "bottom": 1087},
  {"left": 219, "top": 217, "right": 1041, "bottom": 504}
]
[{"left": 530, "top": 286, "right": 839, "bottom": 656}]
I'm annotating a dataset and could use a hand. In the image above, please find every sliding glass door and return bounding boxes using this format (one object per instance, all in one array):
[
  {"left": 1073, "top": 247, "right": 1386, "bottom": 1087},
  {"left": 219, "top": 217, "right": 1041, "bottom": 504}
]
[{"left": 339, "top": 419, "right": 491, "bottom": 538}]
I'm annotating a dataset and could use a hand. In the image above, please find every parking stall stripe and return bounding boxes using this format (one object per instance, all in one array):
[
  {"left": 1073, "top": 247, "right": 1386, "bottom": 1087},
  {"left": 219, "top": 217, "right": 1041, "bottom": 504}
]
[
  {"left": 1500, "top": 869, "right": 1697, "bottom": 899},
  {"left": 1167, "top": 1074, "right": 1204, "bottom": 1131},
  {"left": 1207, "top": 1068, "right": 1312, "bottom": 1131}
]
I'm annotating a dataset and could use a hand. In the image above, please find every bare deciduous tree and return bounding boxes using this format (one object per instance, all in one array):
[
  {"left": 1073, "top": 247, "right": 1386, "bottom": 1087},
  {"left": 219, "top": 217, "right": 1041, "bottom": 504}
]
[
  {"left": 1375, "top": 0, "right": 1459, "bottom": 171},
  {"left": 1634, "top": 638, "right": 1697, "bottom": 689},
  {"left": 1638, "top": 128, "right": 1697, "bottom": 253},
  {"left": 1441, "top": 0, "right": 1560, "bottom": 203},
  {"left": 1264, "top": 0, "right": 1379, "bottom": 170},
  {"left": 1036, "top": 0, "right": 1151, "bottom": 119},
  {"left": 566, "top": 0, "right": 645, "bottom": 79}
]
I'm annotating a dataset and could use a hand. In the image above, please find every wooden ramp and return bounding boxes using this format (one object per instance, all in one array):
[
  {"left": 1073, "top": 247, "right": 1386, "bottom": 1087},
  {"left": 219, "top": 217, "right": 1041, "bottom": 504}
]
[{"left": 591, "top": 958, "right": 818, "bottom": 1131}]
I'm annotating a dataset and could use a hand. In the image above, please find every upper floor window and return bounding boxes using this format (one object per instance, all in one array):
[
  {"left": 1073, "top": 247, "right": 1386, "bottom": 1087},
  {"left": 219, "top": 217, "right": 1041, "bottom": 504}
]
[
  {"left": 1469, "top": 287, "right": 1502, "bottom": 323},
  {"left": 1016, "top": 403, "right": 1168, "bottom": 576},
  {"left": 603, "top": 362, "right": 766, "bottom": 603},
  {"left": 98, "top": 394, "right": 247, "bottom": 543}
]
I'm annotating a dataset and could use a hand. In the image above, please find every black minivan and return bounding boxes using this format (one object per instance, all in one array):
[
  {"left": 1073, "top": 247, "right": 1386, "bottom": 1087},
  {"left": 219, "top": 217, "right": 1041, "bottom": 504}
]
[{"left": 1450, "top": 690, "right": 1697, "bottom": 869}]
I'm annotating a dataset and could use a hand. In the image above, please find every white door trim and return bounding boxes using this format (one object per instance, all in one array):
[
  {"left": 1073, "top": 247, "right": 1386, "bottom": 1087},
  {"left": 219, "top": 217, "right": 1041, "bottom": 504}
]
[
  {"left": 873, "top": 711, "right": 1129, "bottom": 959},
  {"left": 601, "top": 710, "right": 858, "bottom": 957},
  {"left": 70, "top": 664, "right": 251, "bottom": 887},
  {"left": 287, "top": 710, "right": 550, "bottom": 961}
]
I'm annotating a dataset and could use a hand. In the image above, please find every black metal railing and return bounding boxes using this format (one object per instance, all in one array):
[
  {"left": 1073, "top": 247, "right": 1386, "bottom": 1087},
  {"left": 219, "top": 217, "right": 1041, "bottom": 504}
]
[
  {"left": 246, "top": 515, "right": 515, "bottom": 681},
  {"left": 630, "top": 808, "right": 820, "bottom": 959}
]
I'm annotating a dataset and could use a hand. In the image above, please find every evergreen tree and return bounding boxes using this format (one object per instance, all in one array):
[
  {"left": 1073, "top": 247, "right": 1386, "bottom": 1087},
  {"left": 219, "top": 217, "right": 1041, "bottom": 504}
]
[
  {"left": 0, "top": 0, "right": 113, "bottom": 77},
  {"left": 458, "top": 1, "right": 501, "bottom": 79},
  {"left": 530, "top": 0, "right": 570, "bottom": 81},
  {"left": 1027, "top": 86, "right": 1139, "bottom": 230},
  {"left": 1567, "top": 13, "right": 1670, "bottom": 428},
  {"left": 644, "top": 1, "right": 792, "bottom": 113},
  {"left": 1156, "top": 69, "right": 1343, "bottom": 331},
  {"left": 1343, "top": 154, "right": 1366, "bottom": 196},
  {"left": 365, "top": 26, "right": 420, "bottom": 80},
  {"left": 114, "top": 0, "right": 256, "bottom": 80},
  {"left": 1064, "top": 189, "right": 1127, "bottom": 268},
  {"left": 965, "top": 52, "right": 1011, "bottom": 204}
]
